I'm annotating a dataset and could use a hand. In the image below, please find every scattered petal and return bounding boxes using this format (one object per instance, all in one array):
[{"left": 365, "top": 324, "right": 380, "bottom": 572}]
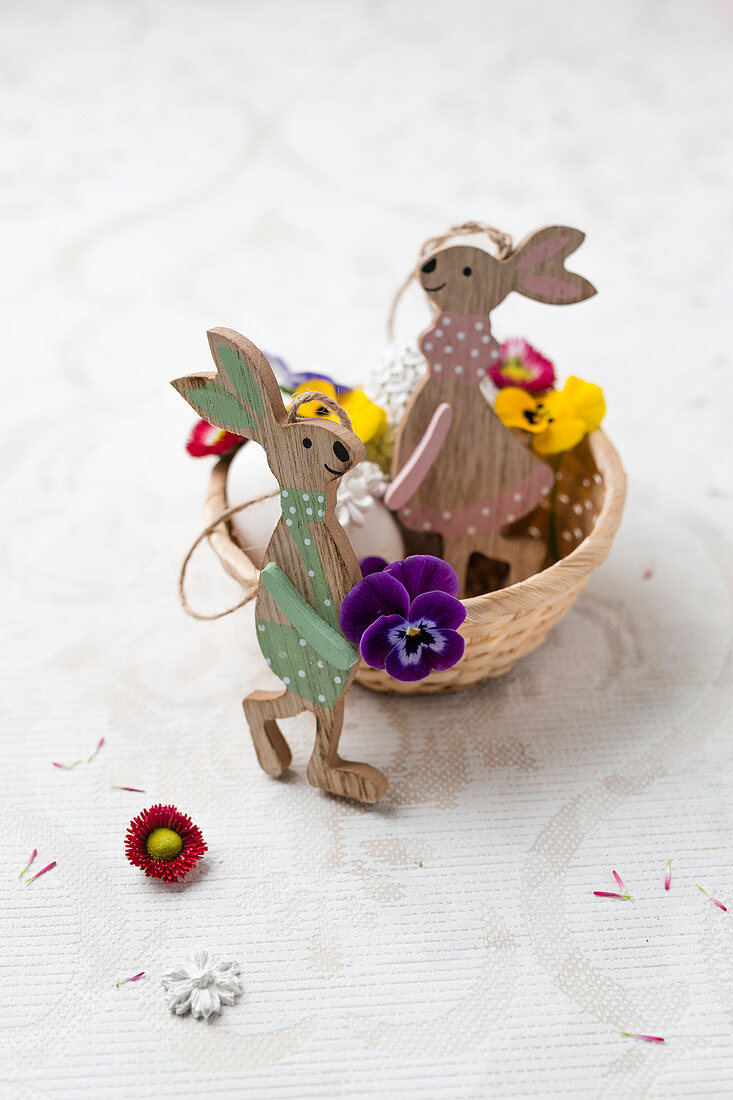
[
  {"left": 19, "top": 848, "right": 37, "bottom": 879},
  {"left": 115, "top": 971, "right": 145, "bottom": 988},
  {"left": 112, "top": 785, "right": 146, "bottom": 793},
  {"left": 612, "top": 870, "right": 627, "bottom": 893},
  {"left": 697, "top": 885, "right": 727, "bottom": 911},
  {"left": 53, "top": 738, "right": 105, "bottom": 770},
  {"left": 25, "top": 861, "right": 56, "bottom": 884},
  {"left": 87, "top": 737, "right": 105, "bottom": 762},
  {"left": 621, "top": 1032, "right": 664, "bottom": 1043},
  {"left": 642, "top": 566, "right": 654, "bottom": 580},
  {"left": 593, "top": 891, "right": 630, "bottom": 900},
  {"left": 665, "top": 860, "right": 671, "bottom": 891}
]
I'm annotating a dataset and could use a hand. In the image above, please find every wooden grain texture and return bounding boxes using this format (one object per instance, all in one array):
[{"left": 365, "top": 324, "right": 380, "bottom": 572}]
[
  {"left": 172, "top": 327, "right": 387, "bottom": 804},
  {"left": 390, "top": 225, "right": 596, "bottom": 594}
]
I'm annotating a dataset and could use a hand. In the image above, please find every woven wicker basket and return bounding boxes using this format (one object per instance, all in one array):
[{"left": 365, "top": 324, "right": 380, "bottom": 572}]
[{"left": 204, "top": 430, "right": 626, "bottom": 694}]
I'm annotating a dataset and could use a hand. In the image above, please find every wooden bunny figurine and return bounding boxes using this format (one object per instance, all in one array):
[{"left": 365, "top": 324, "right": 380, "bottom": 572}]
[
  {"left": 172, "top": 328, "right": 387, "bottom": 805},
  {"left": 386, "top": 226, "right": 596, "bottom": 594}
]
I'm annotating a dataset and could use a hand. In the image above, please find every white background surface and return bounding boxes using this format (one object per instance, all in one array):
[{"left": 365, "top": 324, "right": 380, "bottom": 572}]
[{"left": 2, "top": 1, "right": 733, "bottom": 1097}]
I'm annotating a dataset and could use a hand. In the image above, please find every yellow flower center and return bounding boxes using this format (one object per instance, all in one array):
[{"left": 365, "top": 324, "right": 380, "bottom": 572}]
[
  {"left": 502, "top": 360, "right": 534, "bottom": 381},
  {"left": 523, "top": 401, "right": 553, "bottom": 427},
  {"left": 405, "top": 625, "right": 421, "bottom": 636},
  {"left": 146, "top": 827, "right": 183, "bottom": 860}
]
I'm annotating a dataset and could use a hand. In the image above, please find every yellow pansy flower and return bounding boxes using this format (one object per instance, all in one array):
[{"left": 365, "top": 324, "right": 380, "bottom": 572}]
[
  {"left": 291, "top": 380, "right": 387, "bottom": 445},
  {"left": 495, "top": 376, "right": 605, "bottom": 455}
]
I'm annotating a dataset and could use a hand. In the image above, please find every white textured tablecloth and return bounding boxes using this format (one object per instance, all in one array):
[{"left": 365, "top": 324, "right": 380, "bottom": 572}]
[{"left": 2, "top": 2, "right": 733, "bottom": 1096}]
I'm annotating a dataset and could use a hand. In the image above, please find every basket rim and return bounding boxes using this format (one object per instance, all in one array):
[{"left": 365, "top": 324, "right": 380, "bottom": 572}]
[{"left": 204, "top": 429, "right": 626, "bottom": 626}]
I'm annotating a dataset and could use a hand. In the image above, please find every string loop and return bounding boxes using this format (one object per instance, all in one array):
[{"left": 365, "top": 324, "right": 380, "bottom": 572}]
[
  {"left": 286, "top": 390, "right": 353, "bottom": 431},
  {"left": 387, "top": 221, "right": 513, "bottom": 340},
  {"left": 178, "top": 491, "right": 278, "bottom": 620}
]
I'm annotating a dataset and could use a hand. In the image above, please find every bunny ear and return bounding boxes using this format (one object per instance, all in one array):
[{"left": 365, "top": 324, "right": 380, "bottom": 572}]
[
  {"left": 510, "top": 226, "right": 596, "bottom": 305},
  {"left": 171, "top": 327, "right": 286, "bottom": 438}
]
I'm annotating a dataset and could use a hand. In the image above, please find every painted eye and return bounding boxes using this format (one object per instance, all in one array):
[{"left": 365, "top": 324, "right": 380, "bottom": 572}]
[
  {"left": 462, "top": 266, "right": 472, "bottom": 276},
  {"left": 332, "top": 440, "right": 349, "bottom": 462},
  {"left": 302, "top": 437, "right": 312, "bottom": 449}
]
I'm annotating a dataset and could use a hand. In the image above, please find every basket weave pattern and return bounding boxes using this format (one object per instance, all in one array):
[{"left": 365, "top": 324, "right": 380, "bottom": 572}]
[{"left": 204, "top": 431, "right": 626, "bottom": 695}]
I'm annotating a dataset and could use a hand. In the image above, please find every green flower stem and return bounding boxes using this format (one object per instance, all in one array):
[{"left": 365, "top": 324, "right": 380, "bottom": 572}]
[{"left": 547, "top": 453, "right": 562, "bottom": 564}]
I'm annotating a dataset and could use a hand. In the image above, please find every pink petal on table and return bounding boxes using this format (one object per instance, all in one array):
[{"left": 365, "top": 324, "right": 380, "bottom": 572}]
[
  {"left": 88, "top": 737, "right": 105, "bottom": 761},
  {"left": 25, "top": 861, "right": 56, "bottom": 884},
  {"left": 664, "top": 860, "right": 671, "bottom": 891},
  {"left": 594, "top": 891, "right": 629, "bottom": 899},
  {"left": 697, "top": 884, "right": 728, "bottom": 911},
  {"left": 621, "top": 1032, "right": 664, "bottom": 1043},
  {"left": 612, "top": 870, "right": 627, "bottom": 893},
  {"left": 54, "top": 738, "right": 105, "bottom": 769},
  {"left": 115, "top": 971, "right": 145, "bottom": 987},
  {"left": 19, "top": 848, "right": 37, "bottom": 879}
]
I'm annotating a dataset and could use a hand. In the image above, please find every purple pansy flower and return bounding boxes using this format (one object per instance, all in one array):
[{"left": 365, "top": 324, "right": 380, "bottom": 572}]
[
  {"left": 360, "top": 556, "right": 389, "bottom": 577},
  {"left": 341, "top": 555, "right": 466, "bottom": 682},
  {"left": 265, "top": 352, "right": 345, "bottom": 396}
]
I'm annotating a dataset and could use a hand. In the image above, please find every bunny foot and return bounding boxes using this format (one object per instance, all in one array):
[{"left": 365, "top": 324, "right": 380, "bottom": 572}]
[
  {"left": 307, "top": 753, "right": 387, "bottom": 805},
  {"left": 243, "top": 689, "right": 297, "bottom": 777}
]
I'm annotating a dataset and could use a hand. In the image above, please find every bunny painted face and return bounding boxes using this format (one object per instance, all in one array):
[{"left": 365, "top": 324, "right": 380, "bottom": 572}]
[
  {"left": 418, "top": 227, "right": 598, "bottom": 319},
  {"left": 419, "top": 245, "right": 511, "bottom": 316},
  {"left": 276, "top": 417, "right": 364, "bottom": 489}
]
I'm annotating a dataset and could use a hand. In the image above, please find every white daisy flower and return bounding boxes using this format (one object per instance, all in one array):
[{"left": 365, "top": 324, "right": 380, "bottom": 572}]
[
  {"left": 162, "top": 947, "right": 243, "bottom": 1021},
  {"left": 336, "top": 461, "right": 389, "bottom": 528}
]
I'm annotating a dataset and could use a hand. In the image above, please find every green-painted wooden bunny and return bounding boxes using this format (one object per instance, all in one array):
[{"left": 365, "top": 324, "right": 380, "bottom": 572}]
[{"left": 173, "top": 328, "right": 387, "bottom": 804}]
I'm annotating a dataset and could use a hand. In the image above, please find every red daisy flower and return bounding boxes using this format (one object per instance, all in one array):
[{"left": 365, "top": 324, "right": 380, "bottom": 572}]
[
  {"left": 125, "top": 804, "right": 207, "bottom": 882},
  {"left": 186, "top": 418, "right": 244, "bottom": 457}
]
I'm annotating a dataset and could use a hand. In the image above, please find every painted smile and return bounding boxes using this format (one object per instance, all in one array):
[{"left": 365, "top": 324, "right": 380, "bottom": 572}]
[
  {"left": 423, "top": 282, "right": 446, "bottom": 292},
  {"left": 324, "top": 463, "right": 344, "bottom": 475}
]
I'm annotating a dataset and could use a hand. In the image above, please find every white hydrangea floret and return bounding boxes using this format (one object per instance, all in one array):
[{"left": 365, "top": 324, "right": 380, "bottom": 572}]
[
  {"left": 162, "top": 947, "right": 243, "bottom": 1021},
  {"left": 363, "top": 337, "right": 428, "bottom": 428}
]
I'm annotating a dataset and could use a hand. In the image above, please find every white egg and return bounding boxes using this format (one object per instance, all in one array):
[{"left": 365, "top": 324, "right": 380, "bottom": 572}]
[{"left": 227, "top": 446, "right": 404, "bottom": 569}]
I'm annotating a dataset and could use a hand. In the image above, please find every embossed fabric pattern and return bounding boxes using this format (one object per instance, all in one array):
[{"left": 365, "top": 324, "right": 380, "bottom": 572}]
[{"left": 2, "top": 2, "right": 733, "bottom": 1098}]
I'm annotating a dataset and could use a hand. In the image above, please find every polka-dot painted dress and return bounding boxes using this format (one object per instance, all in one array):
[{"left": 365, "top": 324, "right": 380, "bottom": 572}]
[
  {"left": 393, "top": 312, "right": 553, "bottom": 539},
  {"left": 254, "top": 488, "right": 357, "bottom": 711}
]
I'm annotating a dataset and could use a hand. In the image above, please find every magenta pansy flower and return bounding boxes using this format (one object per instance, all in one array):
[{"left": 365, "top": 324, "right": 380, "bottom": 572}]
[
  {"left": 489, "top": 338, "right": 555, "bottom": 392},
  {"left": 340, "top": 555, "right": 466, "bottom": 682}
]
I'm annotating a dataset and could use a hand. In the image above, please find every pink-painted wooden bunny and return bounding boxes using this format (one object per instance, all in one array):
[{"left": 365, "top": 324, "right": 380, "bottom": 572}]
[{"left": 386, "top": 226, "right": 596, "bottom": 593}]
